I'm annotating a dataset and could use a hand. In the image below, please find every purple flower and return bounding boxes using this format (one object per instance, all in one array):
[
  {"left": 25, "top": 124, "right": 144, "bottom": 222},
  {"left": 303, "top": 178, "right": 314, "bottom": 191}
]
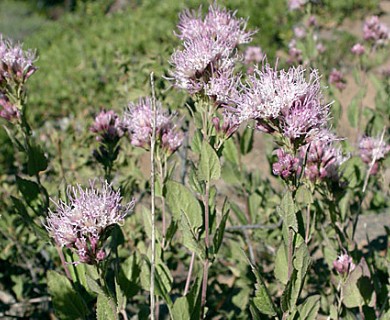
[
  {"left": 170, "top": 4, "right": 254, "bottom": 97},
  {"left": 0, "top": 94, "right": 19, "bottom": 122},
  {"left": 293, "top": 26, "right": 306, "bottom": 39},
  {"left": 46, "top": 180, "right": 134, "bottom": 264},
  {"left": 333, "top": 254, "right": 356, "bottom": 275},
  {"left": 287, "top": 40, "right": 303, "bottom": 65},
  {"left": 359, "top": 135, "right": 390, "bottom": 175},
  {"left": 351, "top": 43, "right": 366, "bottom": 56},
  {"left": 363, "top": 16, "right": 389, "bottom": 45},
  {"left": 299, "top": 134, "right": 346, "bottom": 182},
  {"left": 329, "top": 69, "right": 346, "bottom": 91},
  {"left": 123, "top": 97, "right": 183, "bottom": 154},
  {"left": 272, "top": 148, "right": 300, "bottom": 179},
  {"left": 0, "top": 35, "right": 37, "bottom": 88},
  {"left": 212, "top": 111, "right": 241, "bottom": 139},
  {"left": 243, "top": 46, "right": 264, "bottom": 74},
  {"left": 90, "top": 110, "right": 124, "bottom": 142},
  {"left": 316, "top": 43, "right": 326, "bottom": 54},
  {"left": 288, "top": 0, "right": 306, "bottom": 11},
  {"left": 307, "top": 16, "right": 317, "bottom": 27}
]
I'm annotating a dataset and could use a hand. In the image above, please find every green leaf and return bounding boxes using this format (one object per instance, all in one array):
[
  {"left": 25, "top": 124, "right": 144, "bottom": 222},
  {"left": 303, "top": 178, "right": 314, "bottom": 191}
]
[
  {"left": 252, "top": 266, "right": 277, "bottom": 316},
  {"left": 239, "top": 126, "right": 254, "bottom": 155},
  {"left": 165, "top": 180, "right": 202, "bottom": 230},
  {"left": 172, "top": 297, "right": 190, "bottom": 320},
  {"left": 212, "top": 199, "right": 230, "bottom": 255},
  {"left": 96, "top": 294, "right": 118, "bottom": 320},
  {"left": 47, "top": 270, "right": 88, "bottom": 320},
  {"left": 222, "top": 138, "right": 239, "bottom": 165},
  {"left": 86, "top": 274, "right": 105, "bottom": 295},
  {"left": 16, "top": 176, "right": 40, "bottom": 205},
  {"left": 297, "top": 295, "right": 320, "bottom": 320},
  {"left": 198, "top": 141, "right": 221, "bottom": 182},
  {"left": 274, "top": 243, "right": 288, "bottom": 285},
  {"left": 179, "top": 211, "right": 205, "bottom": 260},
  {"left": 191, "top": 129, "right": 202, "bottom": 154},
  {"left": 295, "top": 187, "right": 313, "bottom": 206},
  {"left": 277, "top": 192, "right": 298, "bottom": 232},
  {"left": 27, "top": 141, "right": 48, "bottom": 176}
]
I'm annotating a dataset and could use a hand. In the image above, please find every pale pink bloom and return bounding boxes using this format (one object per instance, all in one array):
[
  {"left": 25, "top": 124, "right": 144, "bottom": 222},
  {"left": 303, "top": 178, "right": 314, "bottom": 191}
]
[
  {"left": 46, "top": 180, "right": 134, "bottom": 264},
  {"left": 288, "top": 0, "right": 306, "bottom": 11},
  {"left": 90, "top": 110, "right": 124, "bottom": 142},
  {"left": 272, "top": 148, "right": 300, "bottom": 179},
  {"left": 363, "top": 16, "right": 389, "bottom": 45},
  {"left": 316, "top": 43, "right": 326, "bottom": 53},
  {"left": 294, "top": 26, "right": 306, "bottom": 39},
  {"left": 0, "top": 94, "right": 19, "bottom": 122},
  {"left": 307, "top": 15, "right": 317, "bottom": 27},
  {"left": 351, "top": 43, "right": 366, "bottom": 56},
  {"left": 359, "top": 135, "right": 390, "bottom": 175},
  {"left": 0, "top": 35, "right": 37, "bottom": 87},
  {"left": 333, "top": 254, "right": 356, "bottom": 275},
  {"left": 329, "top": 69, "right": 346, "bottom": 91},
  {"left": 123, "top": 97, "right": 183, "bottom": 154}
]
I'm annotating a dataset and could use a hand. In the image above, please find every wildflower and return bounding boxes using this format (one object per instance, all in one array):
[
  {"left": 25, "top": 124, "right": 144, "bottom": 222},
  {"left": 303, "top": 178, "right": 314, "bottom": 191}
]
[
  {"left": 300, "top": 134, "right": 345, "bottom": 182},
  {"left": 351, "top": 43, "right": 366, "bottom": 56},
  {"left": 293, "top": 26, "right": 306, "bottom": 39},
  {"left": 307, "top": 16, "right": 317, "bottom": 27},
  {"left": 212, "top": 111, "right": 240, "bottom": 140},
  {"left": 287, "top": 40, "right": 303, "bottom": 65},
  {"left": 272, "top": 148, "right": 300, "bottom": 179},
  {"left": 288, "top": 0, "right": 306, "bottom": 11},
  {"left": 123, "top": 97, "right": 183, "bottom": 154},
  {"left": 170, "top": 4, "right": 254, "bottom": 97},
  {"left": 363, "top": 16, "right": 389, "bottom": 45},
  {"left": 0, "top": 35, "right": 37, "bottom": 88},
  {"left": 359, "top": 135, "right": 390, "bottom": 175},
  {"left": 46, "top": 180, "right": 134, "bottom": 264},
  {"left": 316, "top": 43, "right": 326, "bottom": 54},
  {"left": 0, "top": 94, "right": 19, "bottom": 122},
  {"left": 329, "top": 69, "right": 346, "bottom": 91},
  {"left": 90, "top": 110, "right": 124, "bottom": 142},
  {"left": 333, "top": 254, "right": 356, "bottom": 275}
]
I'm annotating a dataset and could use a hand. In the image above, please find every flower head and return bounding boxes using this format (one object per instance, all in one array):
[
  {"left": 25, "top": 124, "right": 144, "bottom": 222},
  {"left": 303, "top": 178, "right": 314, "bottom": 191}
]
[
  {"left": 46, "top": 180, "right": 134, "bottom": 264},
  {"left": 333, "top": 254, "right": 356, "bottom": 275},
  {"left": 0, "top": 35, "right": 37, "bottom": 88},
  {"left": 359, "top": 135, "right": 390, "bottom": 175},
  {"left": 363, "top": 16, "right": 389, "bottom": 45},
  {"left": 170, "top": 4, "right": 254, "bottom": 98},
  {"left": 272, "top": 148, "right": 300, "bottom": 179},
  {"left": 0, "top": 94, "right": 19, "bottom": 122},
  {"left": 329, "top": 69, "right": 346, "bottom": 91},
  {"left": 351, "top": 43, "right": 366, "bottom": 56},
  {"left": 123, "top": 97, "right": 183, "bottom": 154},
  {"left": 90, "top": 110, "right": 124, "bottom": 142}
]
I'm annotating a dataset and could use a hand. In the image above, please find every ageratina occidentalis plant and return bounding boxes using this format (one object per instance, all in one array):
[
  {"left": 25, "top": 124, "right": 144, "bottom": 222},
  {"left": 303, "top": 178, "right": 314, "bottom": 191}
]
[{"left": 46, "top": 180, "right": 134, "bottom": 265}]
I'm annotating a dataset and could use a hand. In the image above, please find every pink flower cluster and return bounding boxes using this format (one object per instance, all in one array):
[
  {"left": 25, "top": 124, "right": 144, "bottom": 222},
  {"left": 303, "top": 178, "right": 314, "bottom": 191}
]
[
  {"left": 363, "top": 16, "right": 389, "bottom": 45},
  {"left": 333, "top": 254, "right": 356, "bottom": 275},
  {"left": 90, "top": 110, "right": 124, "bottom": 142},
  {"left": 170, "top": 4, "right": 254, "bottom": 100},
  {"left": 235, "top": 65, "right": 329, "bottom": 142},
  {"left": 359, "top": 135, "right": 390, "bottom": 175},
  {"left": 123, "top": 97, "right": 183, "bottom": 154},
  {"left": 272, "top": 148, "right": 300, "bottom": 179},
  {"left": 0, "top": 94, "right": 19, "bottom": 122},
  {"left": 0, "top": 35, "right": 37, "bottom": 88},
  {"left": 46, "top": 180, "right": 134, "bottom": 264},
  {"left": 243, "top": 46, "right": 264, "bottom": 74},
  {"left": 329, "top": 69, "right": 346, "bottom": 91}
]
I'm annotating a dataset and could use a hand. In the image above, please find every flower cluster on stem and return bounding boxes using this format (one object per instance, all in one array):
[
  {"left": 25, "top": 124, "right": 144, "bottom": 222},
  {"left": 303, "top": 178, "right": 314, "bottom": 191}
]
[{"left": 46, "top": 180, "right": 134, "bottom": 264}]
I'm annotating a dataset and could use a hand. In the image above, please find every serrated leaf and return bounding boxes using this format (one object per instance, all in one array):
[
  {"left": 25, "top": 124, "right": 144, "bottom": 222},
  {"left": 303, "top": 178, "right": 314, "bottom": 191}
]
[
  {"left": 96, "top": 294, "right": 117, "bottom": 320},
  {"left": 198, "top": 141, "right": 220, "bottom": 182},
  {"left": 275, "top": 243, "right": 288, "bottom": 285},
  {"left": 47, "top": 270, "right": 88, "bottom": 320},
  {"left": 277, "top": 192, "right": 298, "bottom": 232},
  {"left": 252, "top": 267, "right": 277, "bottom": 316},
  {"left": 191, "top": 129, "right": 202, "bottom": 154},
  {"left": 165, "top": 180, "right": 202, "bottom": 230},
  {"left": 179, "top": 211, "right": 205, "bottom": 260},
  {"left": 86, "top": 274, "right": 105, "bottom": 295}
]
